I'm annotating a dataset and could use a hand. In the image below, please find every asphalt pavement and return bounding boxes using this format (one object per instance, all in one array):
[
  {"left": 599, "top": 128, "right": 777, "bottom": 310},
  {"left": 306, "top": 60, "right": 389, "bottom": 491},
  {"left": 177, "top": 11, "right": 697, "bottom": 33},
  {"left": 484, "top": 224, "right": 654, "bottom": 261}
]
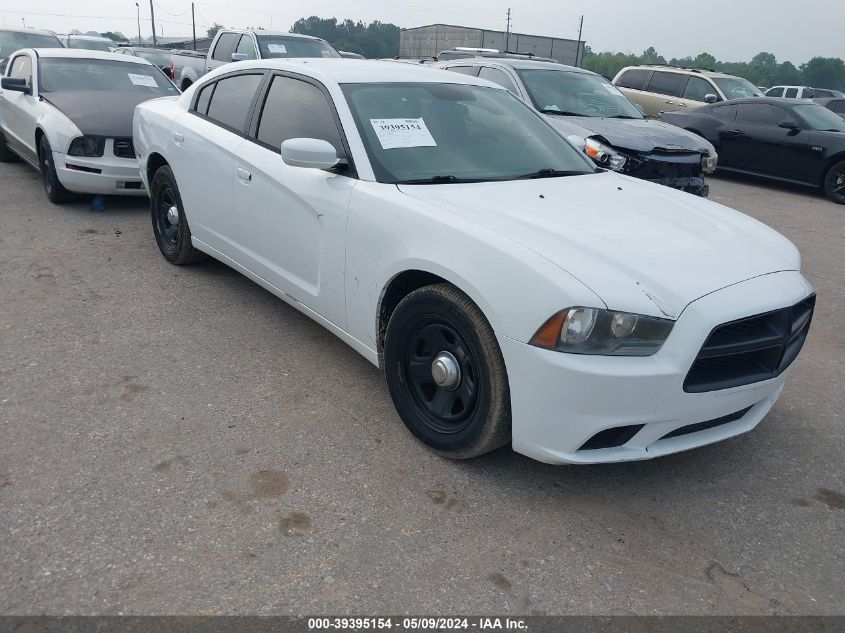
[{"left": 0, "top": 162, "right": 842, "bottom": 615}]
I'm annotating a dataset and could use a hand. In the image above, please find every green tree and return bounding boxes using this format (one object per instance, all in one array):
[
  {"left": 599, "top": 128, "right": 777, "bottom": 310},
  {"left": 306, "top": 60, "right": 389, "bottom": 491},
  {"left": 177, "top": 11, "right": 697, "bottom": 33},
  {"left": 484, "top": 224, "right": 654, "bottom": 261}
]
[
  {"left": 207, "top": 23, "right": 225, "bottom": 39},
  {"left": 800, "top": 57, "right": 845, "bottom": 90},
  {"left": 100, "top": 31, "right": 127, "bottom": 42},
  {"left": 290, "top": 16, "right": 399, "bottom": 58},
  {"left": 692, "top": 52, "right": 717, "bottom": 69},
  {"left": 775, "top": 61, "right": 801, "bottom": 86},
  {"left": 641, "top": 47, "right": 665, "bottom": 65},
  {"left": 749, "top": 52, "right": 779, "bottom": 86}
]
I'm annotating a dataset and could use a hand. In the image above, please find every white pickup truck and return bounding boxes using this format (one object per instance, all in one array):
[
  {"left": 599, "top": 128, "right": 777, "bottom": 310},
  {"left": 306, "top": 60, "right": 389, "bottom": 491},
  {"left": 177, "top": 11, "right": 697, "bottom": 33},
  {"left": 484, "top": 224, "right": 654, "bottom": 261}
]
[{"left": 170, "top": 29, "right": 341, "bottom": 91}]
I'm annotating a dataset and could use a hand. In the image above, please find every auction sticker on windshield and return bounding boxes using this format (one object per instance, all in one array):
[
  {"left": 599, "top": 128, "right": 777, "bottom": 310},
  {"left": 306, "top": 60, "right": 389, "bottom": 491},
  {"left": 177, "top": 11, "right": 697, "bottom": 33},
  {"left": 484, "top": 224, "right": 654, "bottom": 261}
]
[
  {"left": 128, "top": 73, "right": 158, "bottom": 88},
  {"left": 267, "top": 43, "right": 287, "bottom": 54},
  {"left": 370, "top": 118, "right": 437, "bottom": 149}
]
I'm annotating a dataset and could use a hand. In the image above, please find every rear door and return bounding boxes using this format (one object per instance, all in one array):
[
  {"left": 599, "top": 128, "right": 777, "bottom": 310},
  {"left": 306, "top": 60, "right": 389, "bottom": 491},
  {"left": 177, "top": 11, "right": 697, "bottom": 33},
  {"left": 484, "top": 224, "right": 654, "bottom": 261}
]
[
  {"left": 642, "top": 70, "right": 687, "bottom": 116},
  {"left": 233, "top": 72, "right": 355, "bottom": 326},
  {"left": 170, "top": 71, "right": 265, "bottom": 257}
]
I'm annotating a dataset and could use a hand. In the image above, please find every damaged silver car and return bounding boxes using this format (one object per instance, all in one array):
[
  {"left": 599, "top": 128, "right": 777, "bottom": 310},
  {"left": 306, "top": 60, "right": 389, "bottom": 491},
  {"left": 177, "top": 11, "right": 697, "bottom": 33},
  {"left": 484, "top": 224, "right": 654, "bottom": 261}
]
[{"left": 436, "top": 57, "right": 718, "bottom": 197}]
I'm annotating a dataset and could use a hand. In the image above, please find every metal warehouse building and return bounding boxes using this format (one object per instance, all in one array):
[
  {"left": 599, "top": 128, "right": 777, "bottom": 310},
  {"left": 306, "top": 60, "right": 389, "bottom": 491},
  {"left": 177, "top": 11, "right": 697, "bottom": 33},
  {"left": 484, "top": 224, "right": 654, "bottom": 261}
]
[{"left": 399, "top": 23, "right": 584, "bottom": 65}]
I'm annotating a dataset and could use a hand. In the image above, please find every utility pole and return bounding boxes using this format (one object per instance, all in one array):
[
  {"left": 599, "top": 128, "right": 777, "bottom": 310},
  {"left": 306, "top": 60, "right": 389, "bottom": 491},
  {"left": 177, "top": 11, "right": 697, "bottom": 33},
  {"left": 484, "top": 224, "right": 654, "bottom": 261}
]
[
  {"left": 575, "top": 15, "right": 584, "bottom": 67},
  {"left": 149, "top": 0, "right": 157, "bottom": 47},
  {"left": 192, "top": 2, "right": 197, "bottom": 50},
  {"left": 135, "top": 3, "right": 141, "bottom": 45},
  {"left": 505, "top": 8, "right": 511, "bottom": 52}
]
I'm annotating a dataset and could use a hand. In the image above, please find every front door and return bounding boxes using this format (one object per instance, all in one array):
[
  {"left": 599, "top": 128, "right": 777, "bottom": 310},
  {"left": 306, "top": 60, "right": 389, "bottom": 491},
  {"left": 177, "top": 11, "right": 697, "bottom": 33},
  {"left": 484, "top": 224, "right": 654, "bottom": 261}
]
[
  {"left": 2, "top": 53, "right": 38, "bottom": 160},
  {"left": 730, "top": 102, "right": 811, "bottom": 181}
]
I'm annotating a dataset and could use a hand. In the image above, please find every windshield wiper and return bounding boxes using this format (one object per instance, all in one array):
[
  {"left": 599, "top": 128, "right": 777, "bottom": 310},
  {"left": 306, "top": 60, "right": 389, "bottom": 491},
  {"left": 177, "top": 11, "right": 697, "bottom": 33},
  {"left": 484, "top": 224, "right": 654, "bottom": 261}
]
[
  {"left": 612, "top": 115, "right": 641, "bottom": 119},
  {"left": 539, "top": 109, "right": 585, "bottom": 117},
  {"left": 515, "top": 168, "right": 588, "bottom": 180},
  {"left": 395, "top": 175, "right": 481, "bottom": 185}
]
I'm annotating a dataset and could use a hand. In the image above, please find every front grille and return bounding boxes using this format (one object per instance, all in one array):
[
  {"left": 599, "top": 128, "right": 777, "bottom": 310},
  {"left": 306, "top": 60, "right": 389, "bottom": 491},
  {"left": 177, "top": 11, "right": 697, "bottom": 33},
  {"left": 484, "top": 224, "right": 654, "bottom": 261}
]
[
  {"left": 659, "top": 407, "right": 752, "bottom": 440},
  {"left": 113, "top": 138, "right": 136, "bottom": 159},
  {"left": 624, "top": 153, "right": 700, "bottom": 180},
  {"left": 684, "top": 295, "right": 815, "bottom": 393}
]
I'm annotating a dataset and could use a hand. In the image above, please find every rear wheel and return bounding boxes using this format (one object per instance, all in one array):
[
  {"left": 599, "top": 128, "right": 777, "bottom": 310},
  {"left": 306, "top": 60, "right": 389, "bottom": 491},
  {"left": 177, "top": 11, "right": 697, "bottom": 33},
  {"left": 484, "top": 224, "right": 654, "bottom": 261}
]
[
  {"left": 150, "top": 165, "right": 208, "bottom": 265},
  {"left": 384, "top": 283, "right": 511, "bottom": 459},
  {"left": 38, "top": 136, "right": 73, "bottom": 203},
  {"left": 0, "top": 129, "right": 19, "bottom": 162},
  {"left": 823, "top": 159, "right": 845, "bottom": 205}
]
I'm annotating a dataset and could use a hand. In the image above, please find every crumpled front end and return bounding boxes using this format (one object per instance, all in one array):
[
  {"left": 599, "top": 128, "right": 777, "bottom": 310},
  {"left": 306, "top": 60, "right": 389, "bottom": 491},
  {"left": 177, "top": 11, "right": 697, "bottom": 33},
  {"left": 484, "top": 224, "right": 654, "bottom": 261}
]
[{"left": 620, "top": 149, "right": 710, "bottom": 197}]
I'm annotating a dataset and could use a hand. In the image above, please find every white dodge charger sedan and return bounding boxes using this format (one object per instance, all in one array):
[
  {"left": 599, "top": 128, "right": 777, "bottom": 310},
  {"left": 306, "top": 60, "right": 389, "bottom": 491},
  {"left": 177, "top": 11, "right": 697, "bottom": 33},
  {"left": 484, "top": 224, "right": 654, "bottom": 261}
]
[
  {"left": 134, "top": 59, "right": 815, "bottom": 464},
  {"left": 0, "top": 48, "right": 178, "bottom": 202}
]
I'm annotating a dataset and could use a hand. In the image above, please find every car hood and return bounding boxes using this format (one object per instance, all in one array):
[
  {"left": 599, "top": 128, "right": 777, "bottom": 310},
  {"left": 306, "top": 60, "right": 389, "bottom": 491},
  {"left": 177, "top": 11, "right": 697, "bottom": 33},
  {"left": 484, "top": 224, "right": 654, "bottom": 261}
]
[
  {"left": 398, "top": 172, "right": 799, "bottom": 319},
  {"left": 42, "top": 91, "right": 163, "bottom": 138},
  {"left": 544, "top": 115, "right": 714, "bottom": 155}
]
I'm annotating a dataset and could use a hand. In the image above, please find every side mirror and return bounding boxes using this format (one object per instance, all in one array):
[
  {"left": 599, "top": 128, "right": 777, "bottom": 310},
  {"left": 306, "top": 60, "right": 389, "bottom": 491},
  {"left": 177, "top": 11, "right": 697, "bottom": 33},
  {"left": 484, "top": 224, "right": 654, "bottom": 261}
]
[
  {"left": 1, "top": 77, "right": 31, "bottom": 94},
  {"left": 704, "top": 94, "right": 718, "bottom": 104},
  {"left": 231, "top": 53, "right": 248, "bottom": 62},
  {"left": 281, "top": 138, "right": 339, "bottom": 170},
  {"left": 778, "top": 120, "right": 800, "bottom": 131}
]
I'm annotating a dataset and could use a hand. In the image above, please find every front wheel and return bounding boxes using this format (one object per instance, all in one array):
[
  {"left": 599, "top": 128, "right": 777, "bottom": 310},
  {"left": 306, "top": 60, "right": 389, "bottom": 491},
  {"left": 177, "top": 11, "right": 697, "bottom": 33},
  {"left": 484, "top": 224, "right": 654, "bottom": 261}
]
[
  {"left": 823, "top": 160, "right": 845, "bottom": 205},
  {"left": 39, "top": 136, "right": 73, "bottom": 203},
  {"left": 384, "top": 283, "right": 511, "bottom": 459},
  {"left": 150, "top": 165, "right": 208, "bottom": 265}
]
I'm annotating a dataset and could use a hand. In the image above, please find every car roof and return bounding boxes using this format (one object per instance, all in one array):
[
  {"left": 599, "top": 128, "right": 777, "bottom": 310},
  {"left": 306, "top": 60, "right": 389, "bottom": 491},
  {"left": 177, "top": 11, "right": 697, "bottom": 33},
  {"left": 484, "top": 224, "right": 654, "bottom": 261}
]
[
  {"left": 30, "top": 48, "right": 151, "bottom": 64},
  {"left": 620, "top": 65, "right": 738, "bottom": 79},
  {"left": 66, "top": 35, "right": 113, "bottom": 41},
  {"left": 1, "top": 26, "right": 58, "bottom": 36},
  {"left": 439, "top": 57, "right": 591, "bottom": 74},
  {"left": 205, "top": 58, "right": 507, "bottom": 87},
  {"left": 221, "top": 29, "right": 324, "bottom": 41}
]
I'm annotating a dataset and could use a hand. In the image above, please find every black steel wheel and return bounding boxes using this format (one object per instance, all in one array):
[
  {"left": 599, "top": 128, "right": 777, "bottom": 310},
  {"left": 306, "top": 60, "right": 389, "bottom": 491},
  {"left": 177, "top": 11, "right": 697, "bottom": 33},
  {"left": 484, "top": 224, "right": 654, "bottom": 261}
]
[
  {"left": 824, "top": 159, "right": 845, "bottom": 205},
  {"left": 38, "top": 136, "right": 73, "bottom": 203},
  {"left": 384, "top": 283, "right": 511, "bottom": 459},
  {"left": 150, "top": 165, "right": 208, "bottom": 265}
]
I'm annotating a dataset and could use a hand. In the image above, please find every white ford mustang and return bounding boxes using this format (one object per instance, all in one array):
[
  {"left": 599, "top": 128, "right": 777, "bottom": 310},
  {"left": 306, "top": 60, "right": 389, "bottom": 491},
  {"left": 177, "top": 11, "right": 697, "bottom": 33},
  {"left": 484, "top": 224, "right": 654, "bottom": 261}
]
[
  {"left": 133, "top": 59, "right": 815, "bottom": 464},
  {"left": 0, "top": 48, "right": 179, "bottom": 202}
]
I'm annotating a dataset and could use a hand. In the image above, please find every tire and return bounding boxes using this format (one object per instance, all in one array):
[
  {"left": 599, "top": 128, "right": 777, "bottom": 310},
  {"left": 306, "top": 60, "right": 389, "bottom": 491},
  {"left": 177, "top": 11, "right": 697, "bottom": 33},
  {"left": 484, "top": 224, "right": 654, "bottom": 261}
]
[
  {"left": 384, "top": 283, "right": 511, "bottom": 459},
  {"left": 0, "top": 129, "right": 19, "bottom": 162},
  {"left": 38, "top": 136, "right": 73, "bottom": 203},
  {"left": 149, "top": 165, "right": 208, "bottom": 265},
  {"left": 823, "top": 159, "right": 845, "bottom": 205}
]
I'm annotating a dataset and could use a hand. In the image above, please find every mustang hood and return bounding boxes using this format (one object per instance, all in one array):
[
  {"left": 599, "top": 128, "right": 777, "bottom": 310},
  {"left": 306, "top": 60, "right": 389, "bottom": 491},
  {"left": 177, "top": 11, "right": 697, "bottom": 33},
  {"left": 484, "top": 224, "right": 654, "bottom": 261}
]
[
  {"left": 545, "top": 115, "right": 714, "bottom": 155},
  {"left": 399, "top": 172, "right": 799, "bottom": 319},
  {"left": 43, "top": 91, "right": 160, "bottom": 138}
]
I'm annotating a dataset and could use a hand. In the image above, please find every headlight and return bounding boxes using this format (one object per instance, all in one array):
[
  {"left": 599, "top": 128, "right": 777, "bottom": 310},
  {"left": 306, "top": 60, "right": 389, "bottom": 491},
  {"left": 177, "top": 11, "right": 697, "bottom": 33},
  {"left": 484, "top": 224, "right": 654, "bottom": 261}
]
[
  {"left": 68, "top": 136, "right": 105, "bottom": 157},
  {"left": 529, "top": 307, "right": 674, "bottom": 356},
  {"left": 584, "top": 137, "right": 627, "bottom": 171},
  {"left": 702, "top": 152, "right": 718, "bottom": 174}
]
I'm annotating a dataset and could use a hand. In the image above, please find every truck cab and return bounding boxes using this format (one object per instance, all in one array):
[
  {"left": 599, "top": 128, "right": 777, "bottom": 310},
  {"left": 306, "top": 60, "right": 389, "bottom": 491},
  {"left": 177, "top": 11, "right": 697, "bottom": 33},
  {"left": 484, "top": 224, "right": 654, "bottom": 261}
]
[{"left": 206, "top": 30, "right": 341, "bottom": 73}]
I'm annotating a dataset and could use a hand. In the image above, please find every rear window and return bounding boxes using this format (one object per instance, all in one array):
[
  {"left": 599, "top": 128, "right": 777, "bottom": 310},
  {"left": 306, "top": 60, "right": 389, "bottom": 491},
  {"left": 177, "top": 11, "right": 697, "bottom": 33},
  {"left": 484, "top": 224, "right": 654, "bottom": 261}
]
[
  {"left": 68, "top": 38, "right": 113, "bottom": 52},
  {"left": 646, "top": 71, "right": 686, "bottom": 97},
  {"left": 0, "top": 30, "right": 62, "bottom": 58},
  {"left": 204, "top": 73, "right": 263, "bottom": 132},
  {"left": 256, "top": 36, "right": 340, "bottom": 59},
  {"left": 615, "top": 68, "right": 650, "bottom": 91}
]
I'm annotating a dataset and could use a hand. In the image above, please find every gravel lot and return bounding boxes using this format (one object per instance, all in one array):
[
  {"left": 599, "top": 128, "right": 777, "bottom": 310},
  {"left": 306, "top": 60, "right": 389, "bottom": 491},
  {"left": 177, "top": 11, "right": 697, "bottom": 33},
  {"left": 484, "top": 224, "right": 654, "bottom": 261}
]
[{"left": 0, "top": 162, "right": 842, "bottom": 616}]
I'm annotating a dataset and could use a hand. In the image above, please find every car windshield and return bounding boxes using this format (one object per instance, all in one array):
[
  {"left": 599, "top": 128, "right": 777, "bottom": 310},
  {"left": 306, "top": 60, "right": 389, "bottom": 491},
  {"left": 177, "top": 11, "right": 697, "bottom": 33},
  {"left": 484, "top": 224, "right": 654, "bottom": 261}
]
[
  {"left": 517, "top": 69, "right": 644, "bottom": 119},
  {"left": 135, "top": 50, "right": 172, "bottom": 66},
  {"left": 341, "top": 82, "right": 596, "bottom": 184},
  {"left": 68, "top": 38, "right": 113, "bottom": 52},
  {"left": 256, "top": 35, "right": 340, "bottom": 59},
  {"left": 0, "top": 31, "right": 62, "bottom": 58},
  {"left": 39, "top": 58, "right": 178, "bottom": 95},
  {"left": 793, "top": 103, "right": 845, "bottom": 132},
  {"left": 713, "top": 76, "right": 762, "bottom": 99}
]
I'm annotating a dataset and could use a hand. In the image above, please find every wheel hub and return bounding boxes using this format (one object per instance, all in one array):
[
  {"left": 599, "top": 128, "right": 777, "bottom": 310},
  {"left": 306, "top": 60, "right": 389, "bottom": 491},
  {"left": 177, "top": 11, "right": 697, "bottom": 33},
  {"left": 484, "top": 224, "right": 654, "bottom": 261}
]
[
  {"left": 431, "top": 351, "right": 461, "bottom": 390},
  {"left": 166, "top": 205, "right": 179, "bottom": 226}
]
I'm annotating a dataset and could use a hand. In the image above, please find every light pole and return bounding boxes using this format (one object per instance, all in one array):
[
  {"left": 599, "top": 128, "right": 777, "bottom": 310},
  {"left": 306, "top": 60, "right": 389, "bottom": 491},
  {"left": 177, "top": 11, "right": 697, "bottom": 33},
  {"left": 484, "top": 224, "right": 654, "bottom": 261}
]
[
  {"left": 135, "top": 2, "right": 141, "bottom": 44},
  {"left": 149, "top": 0, "right": 157, "bottom": 47}
]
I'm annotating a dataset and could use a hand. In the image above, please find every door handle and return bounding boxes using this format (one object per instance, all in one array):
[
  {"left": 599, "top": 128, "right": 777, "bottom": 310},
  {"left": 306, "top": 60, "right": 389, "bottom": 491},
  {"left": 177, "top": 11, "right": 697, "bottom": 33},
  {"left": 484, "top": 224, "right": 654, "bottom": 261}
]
[
  {"left": 677, "top": 102, "right": 687, "bottom": 107},
  {"left": 665, "top": 100, "right": 675, "bottom": 104},
  {"left": 726, "top": 129, "right": 746, "bottom": 137},
  {"left": 237, "top": 167, "right": 252, "bottom": 182},
  {"left": 173, "top": 132, "right": 184, "bottom": 145}
]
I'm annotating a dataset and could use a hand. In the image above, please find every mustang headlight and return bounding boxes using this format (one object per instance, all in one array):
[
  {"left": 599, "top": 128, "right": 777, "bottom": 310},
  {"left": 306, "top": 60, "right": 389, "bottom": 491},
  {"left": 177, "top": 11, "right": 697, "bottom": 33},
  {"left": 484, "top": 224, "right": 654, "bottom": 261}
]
[
  {"left": 529, "top": 307, "right": 674, "bottom": 356},
  {"left": 584, "top": 137, "right": 627, "bottom": 171},
  {"left": 68, "top": 136, "right": 105, "bottom": 157},
  {"left": 702, "top": 151, "right": 718, "bottom": 174}
]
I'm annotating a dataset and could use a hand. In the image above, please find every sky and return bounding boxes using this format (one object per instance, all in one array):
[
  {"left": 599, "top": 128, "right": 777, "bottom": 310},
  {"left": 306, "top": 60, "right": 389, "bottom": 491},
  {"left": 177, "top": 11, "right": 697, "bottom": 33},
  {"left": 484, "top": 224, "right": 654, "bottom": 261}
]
[{"left": 3, "top": 0, "right": 843, "bottom": 65}]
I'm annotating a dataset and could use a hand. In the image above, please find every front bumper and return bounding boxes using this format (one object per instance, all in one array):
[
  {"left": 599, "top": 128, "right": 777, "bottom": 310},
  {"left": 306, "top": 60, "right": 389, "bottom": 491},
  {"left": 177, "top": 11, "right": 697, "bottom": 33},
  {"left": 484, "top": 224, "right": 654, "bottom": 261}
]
[
  {"left": 623, "top": 151, "right": 709, "bottom": 197},
  {"left": 645, "top": 175, "right": 709, "bottom": 197},
  {"left": 53, "top": 146, "right": 145, "bottom": 197},
  {"left": 500, "top": 271, "right": 814, "bottom": 464}
]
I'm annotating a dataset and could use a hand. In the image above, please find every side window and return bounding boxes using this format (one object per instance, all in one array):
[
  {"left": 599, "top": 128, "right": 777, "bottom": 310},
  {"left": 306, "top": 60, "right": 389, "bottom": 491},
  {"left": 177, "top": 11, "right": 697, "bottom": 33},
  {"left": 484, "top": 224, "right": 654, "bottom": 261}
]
[
  {"left": 766, "top": 87, "right": 784, "bottom": 98},
  {"left": 194, "top": 81, "right": 215, "bottom": 115},
  {"left": 212, "top": 33, "right": 239, "bottom": 62},
  {"left": 205, "top": 73, "right": 264, "bottom": 132},
  {"left": 446, "top": 66, "right": 478, "bottom": 76},
  {"left": 784, "top": 88, "right": 799, "bottom": 98},
  {"left": 256, "top": 75, "right": 345, "bottom": 158},
  {"left": 737, "top": 103, "right": 791, "bottom": 125},
  {"left": 712, "top": 104, "right": 737, "bottom": 120},
  {"left": 683, "top": 76, "right": 716, "bottom": 102},
  {"left": 814, "top": 89, "right": 832, "bottom": 98},
  {"left": 9, "top": 55, "right": 32, "bottom": 85},
  {"left": 646, "top": 71, "right": 686, "bottom": 97},
  {"left": 833, "top": 101, "right": 845, "bottom": 114},
  {"left": 616, "top": 68, "right": 650, "bottom": 90},
  {"left": 235, "top": 35, "right": 257, "bottom": 60},
  {"left": 478, "top": 67, "right": 518, "bottom": 95}
]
